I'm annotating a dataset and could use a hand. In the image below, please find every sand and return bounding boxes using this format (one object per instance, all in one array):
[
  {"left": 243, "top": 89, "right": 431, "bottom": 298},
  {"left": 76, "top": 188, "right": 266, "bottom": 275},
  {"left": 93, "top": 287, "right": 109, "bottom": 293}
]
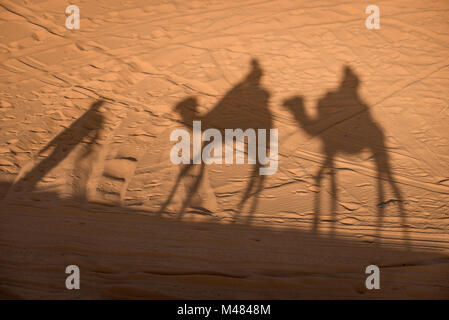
[{"left": 0, "top": 0, "right": 448, "bottom": 299}]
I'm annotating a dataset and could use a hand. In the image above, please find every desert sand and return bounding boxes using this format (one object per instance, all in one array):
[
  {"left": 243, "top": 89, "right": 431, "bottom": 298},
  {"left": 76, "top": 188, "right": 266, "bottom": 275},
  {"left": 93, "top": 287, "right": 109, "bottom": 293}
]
[{"left": 0, "top": 0, "right": 448, "bottom": 299}]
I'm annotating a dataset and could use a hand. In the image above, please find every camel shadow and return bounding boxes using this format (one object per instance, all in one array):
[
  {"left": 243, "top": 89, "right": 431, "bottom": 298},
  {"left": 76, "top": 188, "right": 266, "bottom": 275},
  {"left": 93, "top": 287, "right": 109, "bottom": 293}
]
[
  {"left": 284, "top": 66, "right": 408, "bottom": 246},
  {"left": 161, "top": 59, "right": 274, "bottom": 222},
  {"left": 5, "top": 100, "right": 105, "bottom": 202}
]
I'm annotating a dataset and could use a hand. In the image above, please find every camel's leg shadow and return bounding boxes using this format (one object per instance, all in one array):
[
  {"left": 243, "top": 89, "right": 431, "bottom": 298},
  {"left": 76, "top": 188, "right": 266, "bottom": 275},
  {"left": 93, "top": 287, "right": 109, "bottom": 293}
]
[
  {"left": 329, "top": 164, "right": 337, "bottom": 238},
  {"left": 375, "top": 152, "right": 409, "bottom": 248},
  {"left": 235, "top": 162, "right": 266, "bottom": 224},
  {"left": 313, "top": 155, "right": 334, "bottom": 234}
]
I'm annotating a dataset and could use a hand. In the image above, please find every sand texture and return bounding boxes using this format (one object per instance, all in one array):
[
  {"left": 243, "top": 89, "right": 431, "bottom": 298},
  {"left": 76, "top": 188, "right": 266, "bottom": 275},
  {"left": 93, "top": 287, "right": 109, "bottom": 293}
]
[{"left": 0, "top": 0, "right": 448, "bottom": 299}]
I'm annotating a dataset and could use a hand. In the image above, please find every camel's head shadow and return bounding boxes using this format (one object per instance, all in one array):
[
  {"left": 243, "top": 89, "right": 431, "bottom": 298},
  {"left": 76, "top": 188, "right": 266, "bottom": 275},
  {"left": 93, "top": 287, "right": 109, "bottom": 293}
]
[
  {"left": 282, "top": 96, "right": 308, "bottom": 125},
  {"left": 283, "top": 96, "right": 304, "bottom": 111}
]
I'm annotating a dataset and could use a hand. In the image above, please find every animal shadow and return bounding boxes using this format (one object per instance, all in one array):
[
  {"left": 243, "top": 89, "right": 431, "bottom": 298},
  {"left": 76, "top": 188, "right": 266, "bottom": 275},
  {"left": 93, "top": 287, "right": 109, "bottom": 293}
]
[
  {"left": 284, "top": 66, "right": 408, "bottom": 245},
  {"left": 161, "top": 59, "right": 274, "bottom": 222}
]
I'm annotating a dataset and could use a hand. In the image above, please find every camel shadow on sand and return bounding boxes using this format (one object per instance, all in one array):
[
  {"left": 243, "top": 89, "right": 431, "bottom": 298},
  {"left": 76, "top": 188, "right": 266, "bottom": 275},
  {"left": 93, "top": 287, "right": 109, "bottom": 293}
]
[
  {"left": 283, "top": 66, "right": 408, "bottom": 245},
  {"left": 161, "top": 59, "right": 274, "bottom": 223}
]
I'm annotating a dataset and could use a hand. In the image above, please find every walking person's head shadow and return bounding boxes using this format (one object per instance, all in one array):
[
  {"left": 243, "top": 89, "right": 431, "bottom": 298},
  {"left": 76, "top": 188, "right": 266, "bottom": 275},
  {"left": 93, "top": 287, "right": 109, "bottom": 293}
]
[{"left": 283, "top": 65, "right": 408, "bottom": 247}]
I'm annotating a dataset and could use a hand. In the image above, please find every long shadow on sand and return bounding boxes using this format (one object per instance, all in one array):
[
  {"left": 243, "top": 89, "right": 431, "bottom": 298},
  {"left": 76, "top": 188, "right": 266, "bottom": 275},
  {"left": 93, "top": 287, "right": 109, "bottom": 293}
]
[
  {"left": 4, "top": 100, "right": 105, "bottom": 202},
  {"left": 283, "top": 66, "right": 407, "bottom": 245}
]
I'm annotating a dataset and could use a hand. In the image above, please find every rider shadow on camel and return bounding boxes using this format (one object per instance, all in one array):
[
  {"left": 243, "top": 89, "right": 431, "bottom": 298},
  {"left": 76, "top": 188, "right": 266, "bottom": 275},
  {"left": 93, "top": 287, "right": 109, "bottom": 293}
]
[{"left": 161, "top": 59, "right": 275, "bottom": 223}]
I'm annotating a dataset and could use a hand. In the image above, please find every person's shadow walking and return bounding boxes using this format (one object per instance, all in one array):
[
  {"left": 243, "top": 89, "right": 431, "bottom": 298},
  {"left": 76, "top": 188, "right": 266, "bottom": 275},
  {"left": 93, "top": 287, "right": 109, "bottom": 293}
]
[
  {"left": 7, "top": 100, "right": 105, "bottom": 201},
  {"left": 284, "top": 66, "right": 407, "bottom": 245},
  {"left": 161, "top": 59, "right": 273, "bottom": 222}
]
